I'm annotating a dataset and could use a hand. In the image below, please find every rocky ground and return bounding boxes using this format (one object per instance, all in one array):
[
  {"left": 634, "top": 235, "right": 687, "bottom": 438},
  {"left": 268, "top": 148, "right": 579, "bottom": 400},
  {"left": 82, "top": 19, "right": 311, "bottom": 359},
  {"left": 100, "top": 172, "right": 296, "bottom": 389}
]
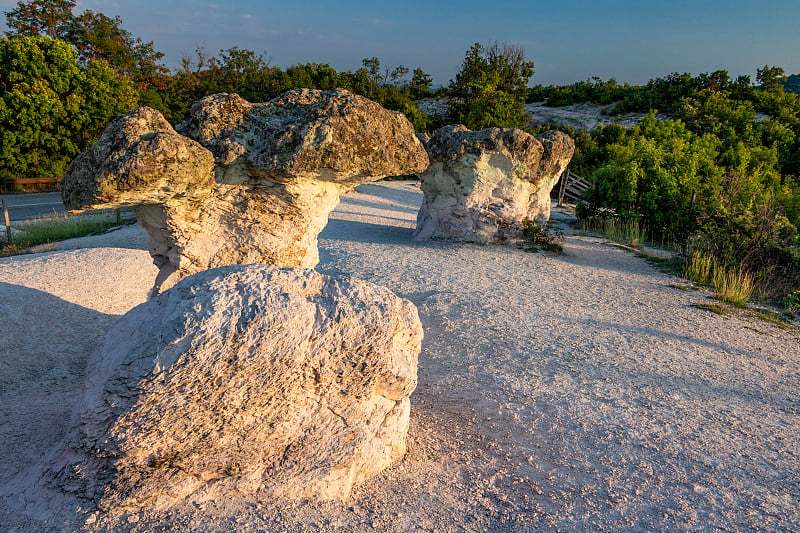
[
  {"left": 415, "top": 97, "right": 665, "bottom": 130},
  {"left": 1, "top": 181, "right": 798, "bottom": 531}
]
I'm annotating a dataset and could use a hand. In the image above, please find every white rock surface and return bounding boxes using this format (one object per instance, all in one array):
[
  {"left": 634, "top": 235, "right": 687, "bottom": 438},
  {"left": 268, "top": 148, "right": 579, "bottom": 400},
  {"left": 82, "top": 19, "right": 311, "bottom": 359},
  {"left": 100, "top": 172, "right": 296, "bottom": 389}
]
[
  {"left": 415, "top": 125, "right": 574, "bottom": 243},
  {"left": 50, "top": 264, "right": 422, "bottom": 513}
]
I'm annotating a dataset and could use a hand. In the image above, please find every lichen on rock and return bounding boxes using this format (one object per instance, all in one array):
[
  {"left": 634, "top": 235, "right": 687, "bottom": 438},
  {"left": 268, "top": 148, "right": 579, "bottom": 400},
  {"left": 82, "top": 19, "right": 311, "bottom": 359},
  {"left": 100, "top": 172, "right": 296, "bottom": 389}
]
[{"left": 61, "top": 89, "right": 429, "bottom": 295}]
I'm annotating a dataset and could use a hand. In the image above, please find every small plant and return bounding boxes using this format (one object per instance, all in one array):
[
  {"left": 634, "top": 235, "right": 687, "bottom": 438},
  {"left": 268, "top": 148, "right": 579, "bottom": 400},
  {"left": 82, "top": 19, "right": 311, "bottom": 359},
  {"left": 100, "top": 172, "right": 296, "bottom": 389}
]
[
  {"left": 782, "top": 290, "right": 800, "bottom": 315},
  {"left": 683, "top": 250, "right": 714, "bottom": 285},
  {"left": 711, "top": 265, "right": 755, "bottom": 308},
  {"left": 520, "top": 219, "right": 563, "bottom": 253},
  {"left": 693, "top": 302, "right": 728, "bottom": 315},
  {"left": 750, "top": 308, "right": 792, "bottom": 329}
]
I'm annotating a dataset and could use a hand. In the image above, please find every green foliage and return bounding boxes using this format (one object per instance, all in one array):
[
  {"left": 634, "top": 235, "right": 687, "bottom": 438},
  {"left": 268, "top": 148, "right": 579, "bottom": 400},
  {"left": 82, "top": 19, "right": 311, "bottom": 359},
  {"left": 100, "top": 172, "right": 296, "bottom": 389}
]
[
  {"left": 528, "top": 77, "right": 632, "bottom": 106},
  {"left": 165, "top": 49, "right": 431, "bottom": 131},
  {"left": 5, "top": 0, "right": 168, "bottom": 112},
  {"left": 520, "top": 219, "right": 563, "bottom": 253},
  {"left": 448, "top": 42, "right": 533, "bottom": 130},
  {"left": 545, "top": 69, "right": 800, "bottom": 304},
  {"left": 782, "top": 289, "right": 800, "bottom": 314},
  {"left": 0, "top": 36, "right": 137, "bottom": 181}
]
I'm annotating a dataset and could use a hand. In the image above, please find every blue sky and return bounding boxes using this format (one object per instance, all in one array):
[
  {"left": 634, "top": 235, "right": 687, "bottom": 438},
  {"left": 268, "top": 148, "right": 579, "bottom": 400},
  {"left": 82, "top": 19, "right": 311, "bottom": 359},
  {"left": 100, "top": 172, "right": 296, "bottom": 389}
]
[{"left": 2, "top": 0, "right": 799, "bottom": 85}]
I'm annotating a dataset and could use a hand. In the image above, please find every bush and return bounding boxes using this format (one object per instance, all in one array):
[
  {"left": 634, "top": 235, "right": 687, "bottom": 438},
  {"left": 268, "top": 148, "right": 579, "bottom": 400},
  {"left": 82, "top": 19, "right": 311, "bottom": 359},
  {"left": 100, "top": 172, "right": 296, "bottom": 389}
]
[{"left": 520, "top": 219, "right": 563, "bottom": 252}]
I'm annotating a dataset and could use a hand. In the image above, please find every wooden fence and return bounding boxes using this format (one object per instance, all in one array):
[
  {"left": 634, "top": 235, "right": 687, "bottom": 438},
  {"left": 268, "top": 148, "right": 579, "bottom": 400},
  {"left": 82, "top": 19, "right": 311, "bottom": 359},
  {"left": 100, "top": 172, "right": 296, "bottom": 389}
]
[
  {"left": 556, "top": 169, "right": 590, "bottom": 207},
  {"left": 6, "top": 177, "right": 62, "bottom": 186}
]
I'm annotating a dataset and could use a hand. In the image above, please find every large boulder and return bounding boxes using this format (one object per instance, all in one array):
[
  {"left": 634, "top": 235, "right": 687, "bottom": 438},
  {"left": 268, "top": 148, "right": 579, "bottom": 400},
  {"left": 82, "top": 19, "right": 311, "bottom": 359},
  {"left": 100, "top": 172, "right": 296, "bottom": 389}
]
[
  {"left": 51, "top": 265, "right": 422, "bottom": 513},
  {"left": 414, "top": 125, "right": 574, "bottom": 243},
  {"left": 62, "top": 89, "right": 429, "bottom": 295}
]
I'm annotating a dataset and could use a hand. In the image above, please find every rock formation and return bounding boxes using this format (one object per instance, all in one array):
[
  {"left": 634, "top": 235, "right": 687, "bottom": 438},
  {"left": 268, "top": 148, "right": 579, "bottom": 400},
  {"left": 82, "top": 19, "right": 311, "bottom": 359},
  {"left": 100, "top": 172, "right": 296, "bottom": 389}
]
[
  {"left": 414, "top": 125, "right": 574, "bottom": 243},
  {"left": 61, "top": 89, "right": 429, "bottom": 294},
  {"left": 51, "top": 264, "right": 422, "bottom": 513}
]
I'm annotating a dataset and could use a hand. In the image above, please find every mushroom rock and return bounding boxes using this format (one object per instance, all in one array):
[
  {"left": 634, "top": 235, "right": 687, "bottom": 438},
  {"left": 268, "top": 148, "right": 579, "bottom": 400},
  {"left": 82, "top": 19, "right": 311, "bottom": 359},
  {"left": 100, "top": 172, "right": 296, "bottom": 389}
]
[
  {"left": 62, "top": 89, "right": 429, "bottom": 295},
  {"left": 50, "top": 264, "right": 422, "bottom": 512},
  {"left": 414, "top": 125, "right": 574, "bottom": 243}
]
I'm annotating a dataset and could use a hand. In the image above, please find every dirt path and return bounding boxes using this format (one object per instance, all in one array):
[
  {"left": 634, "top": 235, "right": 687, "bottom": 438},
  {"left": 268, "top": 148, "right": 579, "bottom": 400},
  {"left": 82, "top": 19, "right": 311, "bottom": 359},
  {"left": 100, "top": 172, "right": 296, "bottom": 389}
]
[{"left": 1, "top": 181, "right": 798, "bottom": 531}]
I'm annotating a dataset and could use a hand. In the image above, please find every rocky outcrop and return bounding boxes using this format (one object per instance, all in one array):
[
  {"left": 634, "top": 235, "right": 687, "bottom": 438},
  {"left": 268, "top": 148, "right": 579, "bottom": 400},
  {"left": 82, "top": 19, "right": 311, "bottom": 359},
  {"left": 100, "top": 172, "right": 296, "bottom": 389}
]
[
  {"left": 62, "top": 89, "right": 429, "bottom": 294},
  {"left": 51, "top": 265, "right": 422, "bottom": 513},
  {"left": 415, "top": 125, "right": 574, "bottom": 243}
]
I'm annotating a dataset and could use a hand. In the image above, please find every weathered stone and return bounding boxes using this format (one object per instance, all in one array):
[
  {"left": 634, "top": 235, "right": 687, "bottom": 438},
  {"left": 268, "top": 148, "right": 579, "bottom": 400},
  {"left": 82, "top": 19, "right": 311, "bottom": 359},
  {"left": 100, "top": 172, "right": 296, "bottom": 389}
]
[
  {"left": 61, "top": 107, "right": 216, "bottom": 210},
  {"left": 51, "top": 265, "right": 422, "bottom": 513},
  {"left": 415, "top": 125, "right": 574, "bottom": 243},
  {"left": 62, "top": 89, "right": 428, "bottom": 294}
]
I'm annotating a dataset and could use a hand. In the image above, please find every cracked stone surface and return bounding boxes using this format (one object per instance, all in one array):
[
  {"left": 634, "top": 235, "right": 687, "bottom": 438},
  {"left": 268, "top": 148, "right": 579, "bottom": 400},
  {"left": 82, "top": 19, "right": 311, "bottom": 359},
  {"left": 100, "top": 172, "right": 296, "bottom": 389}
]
[
  {"left": 50, "top": 264, "right": 422, "bottom": 513},
  {"left": 415, "top": 125, "right": 574, "bottom": 243},
  {"left": 62, "top": 89, "right": 428, "bottom": 295}
]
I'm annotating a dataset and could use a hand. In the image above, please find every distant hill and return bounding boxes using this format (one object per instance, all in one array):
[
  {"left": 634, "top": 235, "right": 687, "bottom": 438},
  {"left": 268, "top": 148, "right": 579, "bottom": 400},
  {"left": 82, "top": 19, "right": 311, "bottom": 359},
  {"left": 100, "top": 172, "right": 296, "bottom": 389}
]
[{"left": 783, "top": 74, "right": 800, "bottom": 94}]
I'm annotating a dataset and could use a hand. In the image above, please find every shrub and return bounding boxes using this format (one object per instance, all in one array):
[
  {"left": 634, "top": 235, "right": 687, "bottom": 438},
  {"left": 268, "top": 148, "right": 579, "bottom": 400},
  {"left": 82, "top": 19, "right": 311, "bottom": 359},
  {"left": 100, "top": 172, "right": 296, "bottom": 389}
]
[
  {"left": 520, "top": 219, "right": 563, "bottom": 252},
  {"left": 782, "top": 289, "right": 800, "bottom": 314}
]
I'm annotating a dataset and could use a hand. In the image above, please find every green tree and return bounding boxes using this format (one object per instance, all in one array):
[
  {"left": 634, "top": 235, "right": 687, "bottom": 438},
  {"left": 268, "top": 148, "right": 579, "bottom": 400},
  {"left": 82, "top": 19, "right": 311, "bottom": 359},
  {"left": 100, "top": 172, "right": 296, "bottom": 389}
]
[
  {"left": 448, "top": 42, "right": 534, "bottom": 129},
  {"left": 5, "top": 0, "right": 168, "bottom": 111},
  {"left": 450, "top": 42, "right": 534, "bottom": 99},
  {"left": 407, "top": 67, "right": 433, "bottom": 98},
  {"left": 757, "top": 65, "right": 786, "bottom": 93},
  {"left": 0, "top": 36, "right": 137, "bottom": 181}
]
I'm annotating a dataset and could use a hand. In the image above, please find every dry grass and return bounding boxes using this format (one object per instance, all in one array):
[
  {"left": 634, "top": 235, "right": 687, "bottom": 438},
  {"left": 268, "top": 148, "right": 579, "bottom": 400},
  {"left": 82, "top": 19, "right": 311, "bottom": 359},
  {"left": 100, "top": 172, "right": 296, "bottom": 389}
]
[
  {"left": 683, "top": 250, "right": 713, "bottom": 285},
  {"left": 712, "top": 265, "right": 755, "bottom": 308},
  {"left": 1, "top": 213, "right": 124, "bottom": 257},
  {"left": 582, "top": 217, "right": 645, "bottom": 248}
]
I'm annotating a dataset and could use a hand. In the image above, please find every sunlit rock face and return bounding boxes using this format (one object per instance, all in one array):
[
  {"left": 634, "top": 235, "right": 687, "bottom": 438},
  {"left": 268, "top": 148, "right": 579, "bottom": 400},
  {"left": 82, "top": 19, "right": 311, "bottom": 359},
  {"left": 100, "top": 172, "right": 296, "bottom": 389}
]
[
  {"left": 50, "top": 265, "right": 423, "bottom": 513},
  {"left": 415, "top": 125, "right": 574, "bottom": 243},
  {"left": 62, "top": 89, "right": 429, "bottom": 295}
]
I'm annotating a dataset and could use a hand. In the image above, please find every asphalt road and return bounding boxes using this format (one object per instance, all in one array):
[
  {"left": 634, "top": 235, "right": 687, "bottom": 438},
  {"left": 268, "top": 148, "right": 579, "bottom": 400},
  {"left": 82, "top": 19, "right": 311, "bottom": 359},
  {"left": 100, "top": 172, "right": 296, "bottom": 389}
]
[{"left": 1, "top": 192, "right": 66, "bottom": 221}]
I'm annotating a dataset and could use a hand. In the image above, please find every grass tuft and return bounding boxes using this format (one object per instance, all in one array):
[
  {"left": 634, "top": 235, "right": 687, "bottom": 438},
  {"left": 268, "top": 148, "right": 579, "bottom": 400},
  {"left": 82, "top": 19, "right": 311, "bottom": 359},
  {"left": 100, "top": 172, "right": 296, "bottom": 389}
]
[
  {"left": 711, "top": 265, "right": 755, "bottom": 308},
  {"left": 581, "top": 217, "right": 644, "bottom": 248},
  {"left": 683, "top": 250, "right": 714, "bottom": 285},
  {"left": 669, "top": 282, "right": 699, "bottom": 292},
  {"left": 750, "top": 308, "right": 792, "bottom": 329},
  {"left": 520, "top": 219, "right": 564, "bottom": 253}
]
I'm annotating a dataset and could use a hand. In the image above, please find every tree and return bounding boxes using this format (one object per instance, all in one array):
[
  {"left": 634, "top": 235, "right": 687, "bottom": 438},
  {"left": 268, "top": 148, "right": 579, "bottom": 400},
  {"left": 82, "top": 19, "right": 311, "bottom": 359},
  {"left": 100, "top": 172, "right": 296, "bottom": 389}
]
[
  {"left": 360, "top": 57, "right": 410, "bottom": 86},
  {"left": 0, "top": 36, "right": 137, "bottom": 181},
  {"left": 3, "top": 0, "right": 74, "bottom": 38},
  {"left": 757, "top": 65, "right": 786, "bottom": 93},
  {"left": 4, "top": 0, "right": 168, "bottom": 110},
  {"left": 361, "top": 57, "right": 381, "bottom": 84},
  {"left": 448, "top": 42, "right": 534, "bottom": 129},
  {"left": 449, "top": 42, "right": 534, "bottom": 99}
]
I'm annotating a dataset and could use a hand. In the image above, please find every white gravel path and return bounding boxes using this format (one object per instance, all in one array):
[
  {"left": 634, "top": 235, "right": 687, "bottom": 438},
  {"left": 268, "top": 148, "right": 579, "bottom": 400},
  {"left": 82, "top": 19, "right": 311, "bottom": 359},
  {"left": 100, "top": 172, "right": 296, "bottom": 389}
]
[{"left": 1, "top": 181, "right": 798, "bottom": 532}]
